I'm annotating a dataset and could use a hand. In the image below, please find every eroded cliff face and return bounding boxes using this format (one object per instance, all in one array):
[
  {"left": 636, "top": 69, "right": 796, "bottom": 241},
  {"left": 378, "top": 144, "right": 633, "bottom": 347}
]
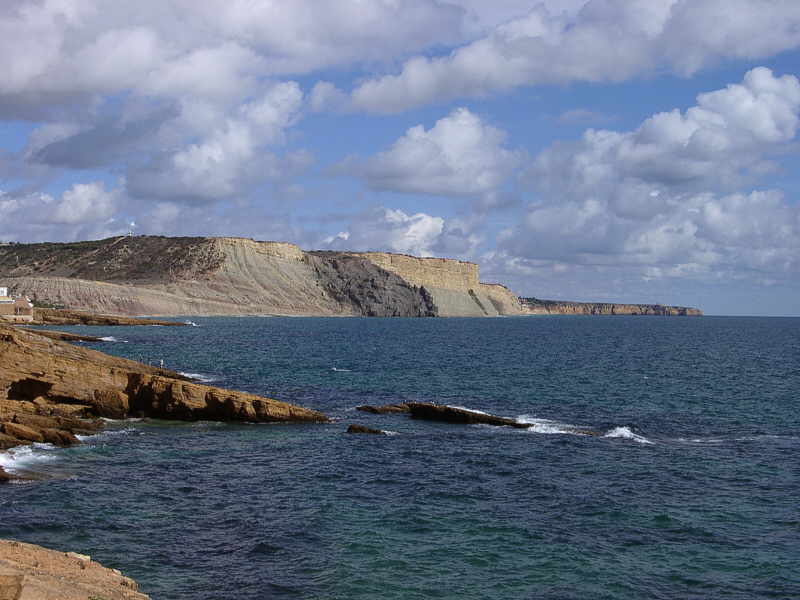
[
  {"left": 0, "top": 237, "right": 701, "bottom": 317},
  {"left": 0, "top": 237, "right": 507, "bottom": 317},
  {"left": 350, "top": 252, "right": 526, "bottom": 317},
  {"left": 520, "top": 298, "right": 703, "bottom": 316}
]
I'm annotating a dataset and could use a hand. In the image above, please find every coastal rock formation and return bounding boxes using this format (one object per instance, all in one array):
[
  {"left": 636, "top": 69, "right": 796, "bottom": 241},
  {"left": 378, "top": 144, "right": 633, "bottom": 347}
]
[
  {"left": 0, "top": 539, "right": 149, "bottom": 599},
  {"left": 520, "top": 298, "right": 703, "bottom": 316},
  {"left": 31, "top": 308, "right": 185, "bottom": 326},
  {"left": 356, "top": 403, "right": 410, "bottom": 414},
  {"left": 406, "top": 403, "right": 530, "bottom": 429},
  {"left": 0, "top": 325, "right": 328, "bottom": 461},
  {"left": 346, "top": 424, "right": 386, "bottom": 434}
]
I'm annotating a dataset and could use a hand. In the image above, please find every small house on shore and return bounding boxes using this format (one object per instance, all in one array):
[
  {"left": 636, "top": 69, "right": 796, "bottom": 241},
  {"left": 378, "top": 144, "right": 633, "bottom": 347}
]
[{"left": 0, "top": 286, "right": 34, "bottom": 323}]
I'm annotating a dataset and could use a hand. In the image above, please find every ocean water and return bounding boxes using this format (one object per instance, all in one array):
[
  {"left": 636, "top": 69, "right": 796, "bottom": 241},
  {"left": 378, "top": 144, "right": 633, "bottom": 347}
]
[{"left": 1, "top": 316, "right": 798, "bottom": 599}]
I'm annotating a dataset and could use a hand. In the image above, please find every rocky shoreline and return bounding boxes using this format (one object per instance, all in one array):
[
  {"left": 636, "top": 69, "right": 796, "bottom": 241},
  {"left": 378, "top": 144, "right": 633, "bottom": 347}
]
[
  {"left": 0, "top": 323, "right": 329, "bottom": 483},
  {"left": 0, "top": 539, "right": 149, "bottom": 599}
]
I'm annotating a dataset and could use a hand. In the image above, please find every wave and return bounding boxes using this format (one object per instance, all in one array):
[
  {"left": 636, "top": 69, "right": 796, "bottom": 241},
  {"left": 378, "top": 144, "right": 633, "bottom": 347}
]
[
  {"left": 178, "top": 372, "right": 219, "bottom": 383},
  {"left": 447, "top": 405, "right": 491, "bottom": 415},
  {"left": 98, "top": 336, "right": 128, "bottom": 343},
  {"left": 331, "top": 367, "right": 352, "bottom": 372},
  {"left": 603, "top": 426, "right": 653, "bottom": 444},
  {"left": 75, "top": 427, "right": 137, "bottom": 442},
  {"left": 516, "top": 414, "right": 592, "bottom": 435},
  {"left": 0, "top": 444, "right": 60, "bottom": 474}
]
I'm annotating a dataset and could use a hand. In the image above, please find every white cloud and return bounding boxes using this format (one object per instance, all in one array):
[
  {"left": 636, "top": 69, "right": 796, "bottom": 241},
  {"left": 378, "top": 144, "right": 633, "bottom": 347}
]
[
  {"left": 0, "top": 182, "right": 123, "bottom": 242},
  {"left": 127, "top": 82, "right": 305, "bottom": 203},
  {"left": 340, "top": 107, "right": 522, "bottom": 197},
  {"left": 351, "top": 0, "right": 800, "bottom": 113},
  {"left": 322, "top": 207, "right": 445, "bottom": 256},
  {"left": 497, "top": 68, "right": 800, "bottom": 287}
]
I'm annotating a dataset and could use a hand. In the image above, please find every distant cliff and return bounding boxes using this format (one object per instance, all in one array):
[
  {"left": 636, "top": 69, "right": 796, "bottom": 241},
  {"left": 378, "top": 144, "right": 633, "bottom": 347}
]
[
  {"left": 520, "top": 297, "right": 703, "bottom": 316},
  {"left": 0, "top": 236, "right": 701, "bottom": 317}
]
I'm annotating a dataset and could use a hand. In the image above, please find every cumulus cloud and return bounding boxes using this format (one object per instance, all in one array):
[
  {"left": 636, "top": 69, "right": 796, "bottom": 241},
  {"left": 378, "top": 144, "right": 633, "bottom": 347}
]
[
  {"left": 322, "top": 207, "right": 445, "bottom": 256},
  {"left": 0, "top": 182, "right": 123, "bottom": 242},
  {"left": 339, "top": 108, "right": 523, "bottom": 198},
  {"left": 498, "top": 68, "right": 800, "bottom": 287},
  {"left": 352, "top": 0, "right": 800, "bottom": 112}
]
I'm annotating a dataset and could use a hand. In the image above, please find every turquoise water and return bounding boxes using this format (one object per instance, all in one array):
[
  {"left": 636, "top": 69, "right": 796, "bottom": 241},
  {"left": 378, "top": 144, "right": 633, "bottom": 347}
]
[{"left": 1, "top": 316, "right": 798, "bottom": 599}]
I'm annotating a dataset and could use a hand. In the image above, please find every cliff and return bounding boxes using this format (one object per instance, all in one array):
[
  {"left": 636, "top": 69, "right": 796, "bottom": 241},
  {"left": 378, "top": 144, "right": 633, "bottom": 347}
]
[
  {"left": 520, "top": 298, "right": 703, "bottom": 316},
  {"left": 0, "top": 236, "right": 701, "bottom": 317},
  {"left": 347, "top": 252, "right": 526, "bottom": 317},
  {"left": 0, "top": 237, "right": 509, "bottom": 317}
]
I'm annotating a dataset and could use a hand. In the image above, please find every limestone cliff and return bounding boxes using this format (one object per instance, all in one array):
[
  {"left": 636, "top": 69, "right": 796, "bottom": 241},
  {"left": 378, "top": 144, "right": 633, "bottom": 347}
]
[
  {"left": 0, "top": 236, "right": 701, "bottom": 317},
  {"left": 520, "top": 298, "right": 703, "bottom": 316},
  {"left": 349, "top": 252, "right": 526, "bottom": 317}
]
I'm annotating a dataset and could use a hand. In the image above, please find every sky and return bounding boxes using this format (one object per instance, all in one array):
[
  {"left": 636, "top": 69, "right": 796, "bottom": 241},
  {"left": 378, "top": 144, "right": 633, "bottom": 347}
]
[{"left": 1, "top": 1, "right": 799, "bottom": 316}]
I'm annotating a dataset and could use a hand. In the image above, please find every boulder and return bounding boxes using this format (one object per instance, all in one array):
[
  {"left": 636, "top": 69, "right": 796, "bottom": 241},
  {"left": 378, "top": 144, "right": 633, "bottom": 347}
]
[
  {"left": 1, "top": 422, "right": 45, "bottom": 443},
  {"left": 346, "top": 424, "right": 385, "bottom": 435}
]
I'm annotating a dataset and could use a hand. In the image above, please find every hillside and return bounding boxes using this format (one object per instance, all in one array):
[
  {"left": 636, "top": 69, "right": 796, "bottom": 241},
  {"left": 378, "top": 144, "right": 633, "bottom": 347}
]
[{"left": 0, "top": 236, "right": 702, "bottom": 317}]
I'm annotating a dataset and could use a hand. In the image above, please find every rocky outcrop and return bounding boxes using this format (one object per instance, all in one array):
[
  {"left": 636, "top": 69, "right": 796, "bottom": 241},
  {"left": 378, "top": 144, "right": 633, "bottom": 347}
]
[
  {"left": 346, "top": 424, "right": 386, "bottom": 434},
  {"left": 0, "top": 539, "right": 149, "bottom": 599},
  {"left": 406, "top": 402, "right": 530, "bottom": 428},
  {"left": 356, "top": 403, "right": 410, "bottom": 414},
  {"left": 520, "top": 298, "right": 703, "bottom": 316},
  {"left": 31, "top": 308, "right": 185, "bottom": 326},
  {"left": 0, "top": 325, "right": 328, "bottom": 462}
]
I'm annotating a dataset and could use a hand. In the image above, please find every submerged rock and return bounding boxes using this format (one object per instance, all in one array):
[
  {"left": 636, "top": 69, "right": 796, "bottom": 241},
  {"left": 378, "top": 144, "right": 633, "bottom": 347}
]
[
  {"left": 346, "top": 424, "right": 386, "bottom": 435},
  {"left": 0, "top": 539, "right": 150, "bottom": 599},
  {"left": 356, "top": 403, "right": 410, "bottom": 414},
  {"left": 406, "top": 402, "right": 530, "bottom": 429}
]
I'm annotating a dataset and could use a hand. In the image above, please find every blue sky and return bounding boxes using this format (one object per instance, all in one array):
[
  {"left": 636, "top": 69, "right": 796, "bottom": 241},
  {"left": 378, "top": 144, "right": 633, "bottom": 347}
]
[{"left": 1, "top": 1, "right": 799, "bottom": 315}]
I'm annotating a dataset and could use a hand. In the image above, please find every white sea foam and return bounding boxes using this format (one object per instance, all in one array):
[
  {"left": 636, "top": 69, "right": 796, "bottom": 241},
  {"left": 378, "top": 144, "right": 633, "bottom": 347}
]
[
  {"left": 447, "top": 405, "right": 491, "bottom": 415},
  {"left": 603, "top": 426, "right": 653, "bottom": 444},
  {"left": 179, "top": 372, "right": 219, "bottom": 383},
  {"left": 0, "top": 445, "right": 60, "bottom": 474},
  {"left": 184, "top": 320, "right": 199, "bottom": 326},
  {"left": 516, "top": 414, "right": 589, "bottom": 435},
  {"left": 331, "top": 367, "right": 352, "bottom": 372},
  {"left": 75, "top": 427, "right": 137, "bottom": 442},
  {"left": 99, "top": 336, "right": 118, "bottom": 342}
]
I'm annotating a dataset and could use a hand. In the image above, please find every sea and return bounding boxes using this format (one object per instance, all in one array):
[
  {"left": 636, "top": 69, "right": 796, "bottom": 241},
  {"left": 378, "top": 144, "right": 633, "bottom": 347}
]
[{"left": 1, "top": 316, "right": 798, "bottom": 599}]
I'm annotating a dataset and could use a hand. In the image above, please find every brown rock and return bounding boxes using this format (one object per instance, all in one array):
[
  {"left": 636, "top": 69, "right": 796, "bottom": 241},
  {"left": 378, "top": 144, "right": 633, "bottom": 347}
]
[
  {"left": 356, "top": 403, "right": 410, "bottom": 414},
  {"left": 0, "top": 539, "right": 150, "bottom": 599},
  {"left": 0, "top": 433, "right": 29, "bottom": 450},
  {"left": 0, "top": 467, "right": 11, "bottom": 483},
  {"left": 406, "top": 402, "right": 530, "bottom": 429},
  {"left": 40, "top": 428, "right": 80, "bottom": 447},
  {"left": 0, "top": 323, "right": 328, "bottom": 456},
  {"left": 92, "top": 389, "right": 130, "bottom": 419},
  {"left": 346, "top": 424, "right": 385, "bottom": 434},
  {"left": 1, "top": 422, "right": 45, "bottom": 443}
]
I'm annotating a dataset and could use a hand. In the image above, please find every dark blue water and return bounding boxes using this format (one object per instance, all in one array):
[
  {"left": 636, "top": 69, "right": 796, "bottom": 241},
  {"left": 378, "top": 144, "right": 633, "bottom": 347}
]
[{"left": 2, "top": 316, "right": 798, "bottom": 599}]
